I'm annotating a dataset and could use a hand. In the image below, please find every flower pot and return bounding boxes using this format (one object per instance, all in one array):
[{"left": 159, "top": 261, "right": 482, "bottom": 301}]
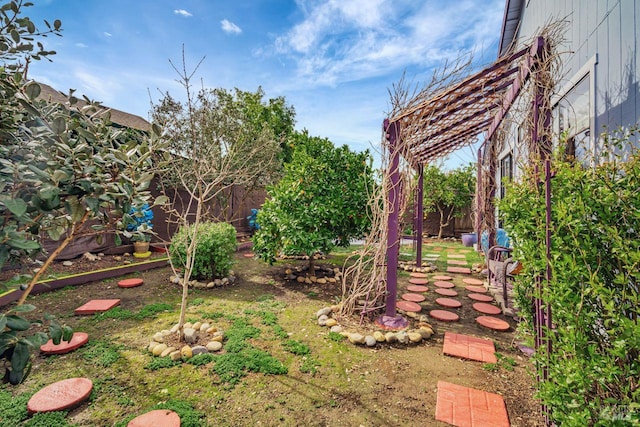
[
  {"left": 133, "top": 241, "right": 150, "bottom": 253},
  {"left": 460, "top": 233, "right": 477, "bottom": 247}
]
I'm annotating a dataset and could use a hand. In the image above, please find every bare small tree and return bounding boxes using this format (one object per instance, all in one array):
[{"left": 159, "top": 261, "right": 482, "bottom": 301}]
[{"left": 151, "top": 51, "right": 281, "bottom": 341}]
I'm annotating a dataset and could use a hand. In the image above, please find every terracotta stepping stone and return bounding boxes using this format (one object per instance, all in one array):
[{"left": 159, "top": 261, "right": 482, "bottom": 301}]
[
  {"left": 468, "top": 293, "right": 494, "bottom": 302},
  {"left": 407, "top": 285, "right": 429, "bottom": 292},
  {"left": 447, "top": 266, "right": 472, "bottom": 274},
  {"left": 429, "top": 309, "right": 459, "bottom": 322},
  {"left": 435, "top": 288, "right": 458, "bottom": 297},
  {"left": 436, "top": 381, "right": 509, "bottom": 427},
  {"left": 40, "top": 332, "right": 89, "bottom": 355},
  {"left": 447, "top": 254, "right": 466, "bottom": 259},
  {"left": 433, "top": 275, "right": 452, "bottom": 281},
  {"left": 27, "top": 378, "right": 93, "bottom": 414},
  {"left": 118, "top": 278, "right": 143, "bottom": 288},
  {"left": 443, "top": 332, "right": 497, "bottom": 363},
  {"left": 243, "top": 252, "right": 254, "bottom": 258},
  {"left": 401, "top": 293, "right": 426, "bottom": 303},
  {"left": 74, "top": 299, "right": 121, "bottom": 315},
  {"left": 476, "top": 315, "right": 511, "bottom": 331},
  {"left": 128, "top": 409, "right": 181, "bottom": 427},
  {"left": 409, "top": 272, "right": 428, "bottom": 278},
  {"left": 408, "top": 277, "right": 429, "bottom": 285},
  {"left": 473, "top": 302, "right": 502, "bottom": 315},
  {"left": 447, "top": 260, "right": 468, "bottom": 266},
  {"left": 465, "top": 285, "right": 487, "bottom": 293},
  {"left": 397, "top": 300, "right": 422, "bottom": 312},
  {"left": 434, "top": 281, "right": 455, "bottom": 289},
  {"left": 436, "top": 298, "right": 462, "bottom": 308},
  {"left": 463, "top": 278, "right": 484, "bottom": 286}
]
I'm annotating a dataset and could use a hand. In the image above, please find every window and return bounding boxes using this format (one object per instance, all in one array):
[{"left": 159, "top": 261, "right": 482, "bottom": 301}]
[
  {"left": 499, "top": 153, "right": 513, "bottom": 200},
  {"left": 553, "top": 76, "right": 590, "bottom": 161}
]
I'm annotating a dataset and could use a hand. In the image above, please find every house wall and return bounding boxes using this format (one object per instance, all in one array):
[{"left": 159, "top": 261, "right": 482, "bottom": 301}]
[{"left": 513, "top": 0, "right": 639, "bottom": 152}]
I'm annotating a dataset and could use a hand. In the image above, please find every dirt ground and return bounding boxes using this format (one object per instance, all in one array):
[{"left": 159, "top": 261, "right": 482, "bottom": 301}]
[{"left": 4, "top": 247, "right": 544, "bottom": 426}]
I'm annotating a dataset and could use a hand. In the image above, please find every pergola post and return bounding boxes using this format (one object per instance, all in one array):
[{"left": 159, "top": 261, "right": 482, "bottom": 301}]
[
  {"left": 475, "top": 148, "right": 483, "bottom": 252},
  {"left": 376, "top": 119, "right": 408, "bottom": 330},
  {"left": 415, "top": 164, "right": 424, "bottom": 267}
]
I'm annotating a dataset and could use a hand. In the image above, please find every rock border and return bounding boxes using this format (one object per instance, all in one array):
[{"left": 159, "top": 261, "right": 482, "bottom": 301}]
[
  {"left": 169, "top": 271, "right": 237, "bottom": 289},
  {"left": 147, "top": 321, "right": 225, "bottom": 361},
  {"left": 315, "top": 306, "right": 434, "bottom": 347},
  {"left": 398, "top": 260, "right": 438, "bottom": 273}
]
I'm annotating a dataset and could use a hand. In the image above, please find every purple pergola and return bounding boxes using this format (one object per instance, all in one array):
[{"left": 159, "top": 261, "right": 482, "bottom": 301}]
[{"left": 380, "top": 37, "right": 550, "bottom": 336}]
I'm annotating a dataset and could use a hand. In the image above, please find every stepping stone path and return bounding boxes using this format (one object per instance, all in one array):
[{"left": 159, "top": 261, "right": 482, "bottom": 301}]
[
  {"left": 435, "top": 298, "right": 462, "bottom": 308},
  {"left": 447, "top": 254, "right": 466, "bottom": 259},
  {"left": 409, "top": 272, "right": 428, "bottom": 278},
  {"left": 243, "top": 252, "right": 254, "bottom": 258},
  {"left": 40, "top": 332, "right": 89, "bottom": 355},
  {"left": 429, "top": 309, "right": 459, "bottom": 322},
  {"left": 406, "top": 285, "right": 429, "bottom": 293},
  {"left": 476, "top": 315, "right": 511, "bottom": 331},
  {"left": 462, "top": 278, "right": 484, "bottom": 285},
  {"left": 468, "top": 293, "right": 494, "bottom": 302},
  {"left": 447, "top": 266, "right": 472, "bottom": 274},
  {"left": 465, "top": 285, "right": 487, "bottom": 293},
  {"left": 408, "top": 278, "right": 429, "bottom": 285},
  {"left": 436, "top": 381, "right": 510, "bottom": 427},
  {"left": 27, "top": 378, "right": 93, "bottom": 414},
  {"left": 128, "top": 409, "right": 181, "bottom": 427},
  {"left": 401, "top": 293, "right": 426, "bottom": 303},
  {"left": 473, "top": 302, "right": 502, "bottom": 315},
  {"left": 433, "top": 275, "right": 453, "bottom": 281},
  {"left": 118, "top": 278, "right": 144, "bottom": 288},
  {"left": 446, "top": 260, "right": 468, "bottom": 266},
  {"left": 397, "top": 300, "right": 422, "bottom": 312},
  {"left": 434, "top": 281, "right": 455, "bottom": 289},
  {"left": 74, "top": 299, "right": 121, "bottom": 315},
  {"left": 435, "top": 288, "right": 458, "bottom": 297},
  {"left": 442, "top": 332, "right": 497, "bottom": 363}
]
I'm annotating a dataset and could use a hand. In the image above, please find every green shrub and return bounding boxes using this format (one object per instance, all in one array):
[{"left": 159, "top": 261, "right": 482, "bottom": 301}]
[
  {"left": 170, "top": 221, "right": 237, "bottom": 280},
  {"left": 499, "top": 130, "right": 640, "bottom": 425}
]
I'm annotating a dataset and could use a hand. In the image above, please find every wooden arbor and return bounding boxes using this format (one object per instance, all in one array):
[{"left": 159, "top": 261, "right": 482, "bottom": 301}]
[{"left": 379, "top": 37, "right": 551, "bottom": 335}]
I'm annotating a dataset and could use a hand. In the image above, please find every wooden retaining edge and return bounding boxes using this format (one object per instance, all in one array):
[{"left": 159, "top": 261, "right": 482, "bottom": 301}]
[{"left": 0, "top": 257, "right": 170, "bottom": 307}]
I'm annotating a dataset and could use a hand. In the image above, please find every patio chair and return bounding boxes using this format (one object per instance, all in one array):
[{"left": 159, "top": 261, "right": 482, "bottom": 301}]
[{"left": 487, "top": 245, "right": 521, "bottom": 311}]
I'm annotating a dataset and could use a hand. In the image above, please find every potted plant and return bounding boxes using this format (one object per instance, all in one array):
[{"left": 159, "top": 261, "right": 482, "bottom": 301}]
[{"left": 124, "top": 204, "right": 154, "bottom": 256}]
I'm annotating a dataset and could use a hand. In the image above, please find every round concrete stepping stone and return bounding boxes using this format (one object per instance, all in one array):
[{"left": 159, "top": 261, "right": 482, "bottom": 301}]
[
  {"left": 435, "top": 288, "right": 458, "bottom": 297},
  {"left": 476, "top": 315, "right": 511, "bottom": 331},
  {"left": 473, "top": 302, "right": 502, "bottom": 315},
  {"left": 433, "top": 275, "right": 453, "bottom": 281},
  {"left": 468, "top": 293, "right": 494, "bottom": 302},
  {"left": 118, "top": 278, "right": 143, "bottom": 288},
  {"left": 40, "top": 332, "right": 89, "bottom": 355},
  {"left": 407, "top": 285, "right": 428, "bottom": 293},
  {"left": 397, "top": 300, "right": 422, "bottom": 312},
  {"left": 462, "top": 278, "right": 484, "bottom": 285},
  {"left": 401, "top": 293, "right": 426, "bottom": 303},
  {"left": 434, "top": 281, "right": 455, "bottom": 289},
  {"left": 243, "top": 252, "right": 254, "bottom": 258},
  {"left": 465, "top": 285, "right": 487, "bottom": 293},
  {"left": 27, "top": 378, "right": 93, "bottom": 414},
  {"left": 436, "top": 298, "right": 462, "bottom": 308},
  {"left": 429, "top": 310, "right": 459, "bottom": 322},
  {"left": 408, "top": 277, "right": 429, "bottom": 285},
  {"left": 410, "top": 272, "right": 428, "bottom": 278},
  {"left": 128, "top": 409, "right": 181, "bottom": 427}
]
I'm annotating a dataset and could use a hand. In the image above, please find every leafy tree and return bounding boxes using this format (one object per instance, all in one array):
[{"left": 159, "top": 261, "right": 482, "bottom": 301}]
[
  {"left": 421, "top": 163, "right": 476, "bottom": 239},
  {"left": 150, "top": 53, "right": 282, "bottom": 340},
  {"left": 253, "top": 130, "right": 374, "bottom": 271}
]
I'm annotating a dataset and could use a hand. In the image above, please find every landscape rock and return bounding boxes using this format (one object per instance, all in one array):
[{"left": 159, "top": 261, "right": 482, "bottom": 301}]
[
  {"left": 418, "top": 327, "right": 434, "bottom": 339},
  {"left": 148, "top": 341, "right": 157, "bottom": 352},
  {"left": 152, "top": 344, "right": 168, "bottom": 356},
  {"left": 160, "top": 346, "right": 176, "bottom": 357},
  {"left": 180, "top": 345, "right": 193, "bottom": 359},
  {"left": 62, "top": 261, "right": 73, "bottom": 267},
  {"left": 330, "top": 325, "right": 343, "bottom": 333},
  {"left": 318, "top": 315, "right": 329, "bottom": 326},
  {"left": 396, "top": 331, "right": 409, "bottom": 345},
  {"left": 385, "top": 332, "right": 398, "bottom": 343},
  {"left": 365, "top": 335, "right": 377, "bottom": 347},
  {"left": 191, "top": 345, "right": 208, "bottom": 356},
  {"left": 316, "top": 307, "right": 332, "bottom": 318},
  {"left": 170, "top": 324, "right": 179, "bottom": 334},
  {"left": 373, "top": 331, "right": 386, "bottom": 342},
  {"left": 206, "top": 326, "right": 217, "bottom": 334},
  {"left": 408, "top": 332, "right": 423, "bottom": 343},
  {"left": 210, "top": 332, "right": 224, "bottom": 342},
  {"left": 348, "top": 333, "right": 366, "bottom": 345},
  {"left": 82, "top": 252, "right": 99, "bottom": 261},
  {"left": 192, "top": 321, "right": 202, "bottom": 331},
  {"left": 325, "top": 318, "right": 337, "bottom": 327},
  {"left": 200, "top": 323, "right": 210, "bottom": 332},
  {"left": 183, "top": 328, "right": 197, "bottom": 344},
  {"left": 207, "top": 282, "right": 215, "bottom": 288},
  {"left": 296, "top": 276, "right": 305, "bottom": 283},
  {"left": 316, "top": 278, "right": 327, "bottom": 284},
  {"left": 206, "top": 341, "right": 223, "bottom": 352},
  {"left": 169, "top": 350, "right": 182, "bottom": 361},
  {"left": 152, "top": 333, "right": 165, "bottom": 343},
  {"left": 160, "top": 329, "right": 171, "bottom": 336}
]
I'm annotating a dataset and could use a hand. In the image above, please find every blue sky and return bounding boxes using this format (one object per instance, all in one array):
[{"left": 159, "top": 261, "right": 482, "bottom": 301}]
[{"left": 26, "top": 0, "right": 505, "bottom": 168}]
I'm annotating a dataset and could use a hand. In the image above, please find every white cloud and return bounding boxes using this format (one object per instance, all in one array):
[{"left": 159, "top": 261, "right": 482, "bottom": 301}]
[
  {"left": 273, "top": 0, "right": 504, "bottom": 88},
  {"left": 75, "top": 42, "right": 88, "bottom": 48},
  {"left": 174, "top": 9, "right": 192, "bottom": 17},
  {"left": 221, "top": 19, "right": 242, "bottom": 35},
  {"left": 103, "top": 32, "right": 112, "bottom": 37}
]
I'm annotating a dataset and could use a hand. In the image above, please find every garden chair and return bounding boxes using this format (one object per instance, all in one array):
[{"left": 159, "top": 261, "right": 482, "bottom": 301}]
[{"left": 487, "top": 245, "right": 521, "bottom": 311}]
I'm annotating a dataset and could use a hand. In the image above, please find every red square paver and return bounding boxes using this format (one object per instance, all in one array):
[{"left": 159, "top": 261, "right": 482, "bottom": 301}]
[
  {"left": 447, "top": 260, "right": 468, "bottom": 266},
  {"left": 74, "top": 299, "right": 121, "bottom": 315},
  {"left": 436, "top": 381, "right": 509, "bottom": 427},
  {"left": 447, "top": 266, "right": 472, "bottom": 274},
  {"left": 442, "top": 332, "right": 497, "bottom": 363}
]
